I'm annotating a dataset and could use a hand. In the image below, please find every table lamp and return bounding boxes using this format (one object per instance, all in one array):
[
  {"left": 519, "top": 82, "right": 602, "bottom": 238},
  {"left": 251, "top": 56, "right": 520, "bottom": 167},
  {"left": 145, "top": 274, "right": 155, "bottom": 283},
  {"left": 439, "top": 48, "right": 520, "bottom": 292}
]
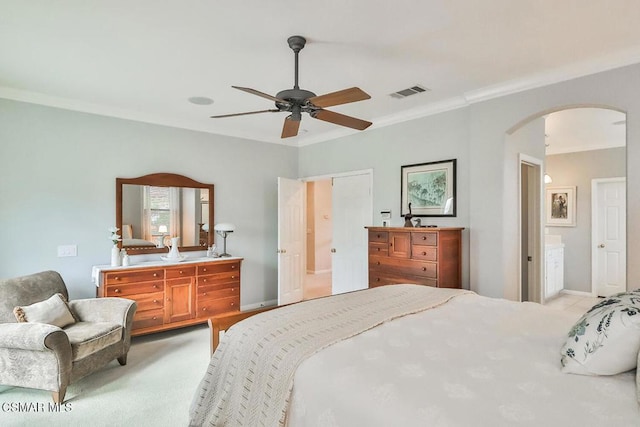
[
  {"left": 157, "top": 225, "right": 168, "bottom": 248},
  {"left": 214, "top": 223, "right": 235, "bottom": 257}
]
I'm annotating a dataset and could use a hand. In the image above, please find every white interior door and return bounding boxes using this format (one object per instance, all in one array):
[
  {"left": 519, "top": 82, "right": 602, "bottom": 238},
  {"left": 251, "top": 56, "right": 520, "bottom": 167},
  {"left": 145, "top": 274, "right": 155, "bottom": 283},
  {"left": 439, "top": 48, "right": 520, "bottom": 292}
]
[
  {"left": 278, "top": 177, "right": 305, "bottom": 305},
  {"left": 331, "top": 173, "right": 372, "bottom": 295},
  {"left": 593, "top": 178, "right": 626, "bottom": 297}
]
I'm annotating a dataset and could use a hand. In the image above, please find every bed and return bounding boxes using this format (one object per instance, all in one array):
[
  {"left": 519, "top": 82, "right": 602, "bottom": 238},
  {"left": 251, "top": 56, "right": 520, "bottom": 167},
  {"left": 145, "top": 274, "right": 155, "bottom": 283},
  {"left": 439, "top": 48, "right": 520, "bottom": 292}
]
[{"left": 189, "top": 285, "right": 640, "bottom": 426}]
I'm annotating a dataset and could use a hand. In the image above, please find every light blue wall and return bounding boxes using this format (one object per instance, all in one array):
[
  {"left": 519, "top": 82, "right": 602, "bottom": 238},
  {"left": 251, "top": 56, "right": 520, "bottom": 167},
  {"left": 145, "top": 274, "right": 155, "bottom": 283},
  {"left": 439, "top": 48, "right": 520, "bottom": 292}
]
[{"left": 0, "top": 99, "right": 298, "bottom": 305}]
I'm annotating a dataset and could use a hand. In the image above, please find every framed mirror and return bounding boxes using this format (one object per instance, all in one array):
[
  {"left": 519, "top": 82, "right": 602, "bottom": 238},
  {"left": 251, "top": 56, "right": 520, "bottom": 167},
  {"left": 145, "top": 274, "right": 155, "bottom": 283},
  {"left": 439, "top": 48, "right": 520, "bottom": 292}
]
[{"left": 116, "top": 173, "right": 214, "bottom": 255}]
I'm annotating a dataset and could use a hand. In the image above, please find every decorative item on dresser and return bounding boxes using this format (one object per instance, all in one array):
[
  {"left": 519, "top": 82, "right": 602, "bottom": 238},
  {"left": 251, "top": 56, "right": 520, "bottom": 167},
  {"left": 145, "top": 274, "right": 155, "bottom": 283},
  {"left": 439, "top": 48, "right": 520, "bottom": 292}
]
[
  {"left": 366, "top": 226, "right": 463, "bottom": 288},
  {"left": 94, "top": 257, "right": 242, "bottom": 336}
]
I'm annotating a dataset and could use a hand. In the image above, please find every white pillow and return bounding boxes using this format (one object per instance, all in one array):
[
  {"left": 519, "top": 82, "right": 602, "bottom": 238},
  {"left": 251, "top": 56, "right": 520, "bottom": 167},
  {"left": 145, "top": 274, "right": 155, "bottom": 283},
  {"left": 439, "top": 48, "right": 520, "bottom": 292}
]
[
  {"left": 560, "top": 290, "right": 640, "bottom": 375},
  {"left": 13, "top": 293, "right": 76, "bottom": 328}
]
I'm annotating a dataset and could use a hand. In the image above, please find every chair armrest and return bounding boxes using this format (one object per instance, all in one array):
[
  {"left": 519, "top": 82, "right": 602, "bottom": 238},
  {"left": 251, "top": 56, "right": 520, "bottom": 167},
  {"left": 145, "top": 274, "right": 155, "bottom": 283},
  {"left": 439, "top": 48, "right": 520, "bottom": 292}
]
[
  {"left": 0, "top": 323, "right": 69, "bottom": 352},
  {"left": 70, "top": 298, "right": 137, "bottom": 325}
]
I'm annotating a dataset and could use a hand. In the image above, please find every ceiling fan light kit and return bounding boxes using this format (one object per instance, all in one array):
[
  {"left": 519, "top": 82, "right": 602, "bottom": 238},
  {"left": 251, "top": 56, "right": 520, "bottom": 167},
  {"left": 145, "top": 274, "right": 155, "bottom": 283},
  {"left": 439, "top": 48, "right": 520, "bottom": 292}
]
[{"left": 211, "top": 35, "right": 372, "bottom": 138}]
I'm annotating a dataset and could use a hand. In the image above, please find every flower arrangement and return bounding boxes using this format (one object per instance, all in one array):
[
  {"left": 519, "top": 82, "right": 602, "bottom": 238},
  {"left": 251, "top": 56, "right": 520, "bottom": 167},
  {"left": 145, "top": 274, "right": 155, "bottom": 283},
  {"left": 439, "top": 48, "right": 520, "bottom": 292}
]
[{"left": 109, "top": 227, "right": 122, "bottom": 246}]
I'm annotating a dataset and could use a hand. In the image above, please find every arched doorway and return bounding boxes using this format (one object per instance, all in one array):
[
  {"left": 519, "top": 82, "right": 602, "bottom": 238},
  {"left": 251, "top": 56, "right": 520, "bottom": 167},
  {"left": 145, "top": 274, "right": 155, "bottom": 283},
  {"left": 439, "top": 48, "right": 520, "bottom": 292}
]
[{"left": 507, "top": 105, "right": 626, "bottom": 304}]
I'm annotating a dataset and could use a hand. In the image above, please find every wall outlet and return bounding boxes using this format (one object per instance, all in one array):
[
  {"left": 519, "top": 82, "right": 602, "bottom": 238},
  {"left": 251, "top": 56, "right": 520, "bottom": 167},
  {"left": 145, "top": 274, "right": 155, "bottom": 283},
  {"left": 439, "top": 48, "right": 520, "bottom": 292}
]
[{"left": 57, "top": 245, "right": 77, "bottom": 257}]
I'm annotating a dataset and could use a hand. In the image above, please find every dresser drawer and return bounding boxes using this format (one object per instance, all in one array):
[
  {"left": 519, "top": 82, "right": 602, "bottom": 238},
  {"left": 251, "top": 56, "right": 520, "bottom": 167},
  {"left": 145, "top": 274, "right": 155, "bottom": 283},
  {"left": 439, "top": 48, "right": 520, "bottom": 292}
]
[
  {"left": 368, "top": 242, "right": 389, "bottom": 257},
  {"left": 132, "top": 291, "right": 164, "bottom": 312},
  {"left": 196, "top": 296, "right": 239, "bottom": 317},
  {"left": 370, "top": 256, "right": 437, "bottom": 279},
  {"left": 368, "top": 230, "right": 388, "bottom": 243},
  {"left": 197, "top": 262, "right": 240, "bottom": 275},
  {"left": 369, "top": 272, "right": 438, "bottom": 288},
  {"left": 165, "top": 266, "right": 196, "bottom": 279},
  {"left": 106, "top": 281, "right": 163, "bottom": 297},
  {"left": 198, "top": 283, "right": 240, "bottom": 301},
  {"left": 133, "top": 308, "right": 164, "bottom": 329},
  {"left": 197, "top": 271, "right": 240, "bottom": 286},
  {"left": 104, "top": 269, "right": 164, "bottom": 285},
  {"left": 411, "top": 245, "right": 437, "bottom": 261},
  {"left": 411, "top": 232, "right": 437, "bottom": 246}
]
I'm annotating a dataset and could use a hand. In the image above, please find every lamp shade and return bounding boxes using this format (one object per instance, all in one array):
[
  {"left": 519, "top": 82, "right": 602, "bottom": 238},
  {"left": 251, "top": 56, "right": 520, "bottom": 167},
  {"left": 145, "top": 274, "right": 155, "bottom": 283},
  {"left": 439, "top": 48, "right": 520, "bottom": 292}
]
[
  {"left": 158, "top": 225, "right": 168, "bottom": 233},
  {"left": 214, "top": 223, "right": 236, "bottom": 232},
  {"left": 544, "top": 174, "right": 553, "bottom": 184}
]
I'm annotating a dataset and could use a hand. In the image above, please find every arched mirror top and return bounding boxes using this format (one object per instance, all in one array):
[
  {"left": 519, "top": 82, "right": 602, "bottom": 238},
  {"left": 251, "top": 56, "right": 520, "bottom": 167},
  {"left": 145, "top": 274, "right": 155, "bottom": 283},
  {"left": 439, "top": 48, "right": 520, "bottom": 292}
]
[{"left": 116, "top": 173, "right": 214, "bottom": 255}]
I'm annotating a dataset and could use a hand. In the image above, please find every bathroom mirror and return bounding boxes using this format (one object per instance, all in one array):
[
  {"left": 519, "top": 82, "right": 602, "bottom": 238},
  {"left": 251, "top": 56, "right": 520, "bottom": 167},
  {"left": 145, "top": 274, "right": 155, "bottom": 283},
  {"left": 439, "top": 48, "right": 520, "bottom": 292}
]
[{"left": 116, "top": 173, "right": 214, "bottom": 255}]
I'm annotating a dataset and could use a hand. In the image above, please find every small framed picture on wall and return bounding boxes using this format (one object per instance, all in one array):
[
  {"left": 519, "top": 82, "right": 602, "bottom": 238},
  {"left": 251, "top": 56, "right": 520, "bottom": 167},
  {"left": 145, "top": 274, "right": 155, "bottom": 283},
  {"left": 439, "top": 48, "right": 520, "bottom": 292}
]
[{"left": 545, "top": 186, "right": 576, "bottom": 226}]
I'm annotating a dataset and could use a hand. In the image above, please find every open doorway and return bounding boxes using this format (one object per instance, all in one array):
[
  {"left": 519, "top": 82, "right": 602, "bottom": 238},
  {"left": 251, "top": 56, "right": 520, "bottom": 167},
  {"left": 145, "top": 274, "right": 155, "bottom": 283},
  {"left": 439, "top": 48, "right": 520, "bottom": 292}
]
[
  {"left": 304, "top": 180, "right": 332, "bottom": 300},
  {"left": 511, "top": 107, "right": 627, "bottom": 306}
]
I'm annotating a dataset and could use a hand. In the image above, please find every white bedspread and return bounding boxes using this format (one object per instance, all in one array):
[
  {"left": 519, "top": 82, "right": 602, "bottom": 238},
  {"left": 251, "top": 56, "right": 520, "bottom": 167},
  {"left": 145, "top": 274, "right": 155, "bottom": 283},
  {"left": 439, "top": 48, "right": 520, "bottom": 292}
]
[{"left": 288, "top": 293, "right": 639, "bottom": 426}]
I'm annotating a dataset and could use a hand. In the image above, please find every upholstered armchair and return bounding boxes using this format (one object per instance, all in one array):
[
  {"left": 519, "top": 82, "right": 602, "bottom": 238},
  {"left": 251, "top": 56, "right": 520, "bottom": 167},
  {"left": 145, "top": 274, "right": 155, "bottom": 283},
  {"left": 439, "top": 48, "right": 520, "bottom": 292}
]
[{"left": 0, "top": 271, "right": 137, "bottom": 403}]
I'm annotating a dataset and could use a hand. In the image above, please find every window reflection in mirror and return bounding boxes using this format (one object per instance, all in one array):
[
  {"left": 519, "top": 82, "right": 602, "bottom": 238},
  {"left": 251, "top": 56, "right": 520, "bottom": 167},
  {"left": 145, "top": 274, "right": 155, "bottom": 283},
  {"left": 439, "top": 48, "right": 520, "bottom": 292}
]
[{"left": 121, "top": 184, "right": 210, "bottom": 249}]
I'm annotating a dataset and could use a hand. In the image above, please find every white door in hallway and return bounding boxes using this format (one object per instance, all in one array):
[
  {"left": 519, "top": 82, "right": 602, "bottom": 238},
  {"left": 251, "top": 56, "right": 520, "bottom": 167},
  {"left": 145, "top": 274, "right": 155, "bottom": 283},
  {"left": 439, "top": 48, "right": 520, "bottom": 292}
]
[
  {"left": 277, "top": 177, "right": 305, "bottom": 305},
  {"left": 331, "top": 173, "right": 372, "bottom": 294},
  {"left": 593, "top": 178, "right": 626, "bottom": 297}
]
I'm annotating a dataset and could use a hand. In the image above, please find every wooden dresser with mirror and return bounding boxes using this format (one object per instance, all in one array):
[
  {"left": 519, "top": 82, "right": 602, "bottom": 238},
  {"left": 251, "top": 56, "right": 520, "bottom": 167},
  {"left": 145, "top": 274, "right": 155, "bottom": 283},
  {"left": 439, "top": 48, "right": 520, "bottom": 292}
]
[{"left": 366, "top": 227, "right": 463, "bottom": 289}]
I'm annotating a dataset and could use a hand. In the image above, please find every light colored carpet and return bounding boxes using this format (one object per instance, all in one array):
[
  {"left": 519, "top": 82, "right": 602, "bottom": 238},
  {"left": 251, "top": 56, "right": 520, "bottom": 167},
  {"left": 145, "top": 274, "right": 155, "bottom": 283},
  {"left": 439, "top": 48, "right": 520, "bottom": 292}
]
[{"left": 0, "top": 324, "right": 211, "bottom": 427}]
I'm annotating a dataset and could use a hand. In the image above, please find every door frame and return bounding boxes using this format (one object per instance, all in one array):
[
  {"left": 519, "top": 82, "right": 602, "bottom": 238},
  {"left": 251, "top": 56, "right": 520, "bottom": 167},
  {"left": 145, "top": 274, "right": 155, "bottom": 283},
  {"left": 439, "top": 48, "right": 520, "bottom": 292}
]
[
  {"left": 591, "top": 177, "right": 627, "bottom": 296},
  {"left": 517, "top": 154, "right": 544, "bottom": 303}
]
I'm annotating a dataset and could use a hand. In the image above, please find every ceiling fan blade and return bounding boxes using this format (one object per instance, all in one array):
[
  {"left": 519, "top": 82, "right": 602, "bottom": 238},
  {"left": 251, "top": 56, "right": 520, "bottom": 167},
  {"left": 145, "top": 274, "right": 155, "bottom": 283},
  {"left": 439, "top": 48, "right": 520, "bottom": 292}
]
[
  {"left": 232, "top": 86, "right": 290, "bottom": 104},
  {"left": 308, "top": 87, "right": 371, "bottom": 108},
  {"left": 210, "top": 109, "right": 280, "bottom": 118},
  {"left": 311, "top": 109, "right": 372, "bottom": 131},
  {"left": 281, "top": 116, "right": 301, "bottom": 138}
]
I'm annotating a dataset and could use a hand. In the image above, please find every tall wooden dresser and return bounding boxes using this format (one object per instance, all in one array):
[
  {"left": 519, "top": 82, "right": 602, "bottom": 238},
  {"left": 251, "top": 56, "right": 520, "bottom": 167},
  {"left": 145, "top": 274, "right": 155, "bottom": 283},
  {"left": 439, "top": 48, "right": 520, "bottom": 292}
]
[
  {"left": 366, "top": 227, "right": 463, "bottom": 289},
  {"left": 95, "top": 257, "right": 242, "bottom": 336}
]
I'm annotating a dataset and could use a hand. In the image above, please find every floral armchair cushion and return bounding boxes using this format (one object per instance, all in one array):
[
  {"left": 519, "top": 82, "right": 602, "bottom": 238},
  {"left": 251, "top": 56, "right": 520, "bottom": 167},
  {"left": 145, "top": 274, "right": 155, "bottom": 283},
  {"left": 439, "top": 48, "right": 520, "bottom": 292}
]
[{"left": 561, "top": 290, "right": 640, "bottom": 375}]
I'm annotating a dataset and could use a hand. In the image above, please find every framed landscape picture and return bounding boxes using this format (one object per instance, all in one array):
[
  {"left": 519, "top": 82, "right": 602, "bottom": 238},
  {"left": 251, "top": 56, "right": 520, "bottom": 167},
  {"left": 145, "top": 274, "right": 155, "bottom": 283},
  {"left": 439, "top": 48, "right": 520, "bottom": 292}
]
[
  {"left": 401, "top": 159, "right": 456, "bottom": 217},
  {"left": 545, "top": 186, "right": 576, "bottom": 226}
]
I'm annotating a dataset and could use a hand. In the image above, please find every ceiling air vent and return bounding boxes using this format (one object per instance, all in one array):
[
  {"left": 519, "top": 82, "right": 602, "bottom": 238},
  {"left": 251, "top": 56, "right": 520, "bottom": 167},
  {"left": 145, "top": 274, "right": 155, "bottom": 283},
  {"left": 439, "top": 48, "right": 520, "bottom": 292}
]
[{"left": 389, "top": 85, "right": 430, "bottom": 99}]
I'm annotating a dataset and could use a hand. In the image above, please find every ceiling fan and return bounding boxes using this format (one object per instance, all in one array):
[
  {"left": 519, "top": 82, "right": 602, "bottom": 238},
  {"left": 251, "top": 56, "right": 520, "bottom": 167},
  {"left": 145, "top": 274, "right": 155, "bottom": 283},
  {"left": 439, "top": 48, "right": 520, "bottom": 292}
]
[{"left": 211, "top": 35, "right": 372, "bottom": 138}]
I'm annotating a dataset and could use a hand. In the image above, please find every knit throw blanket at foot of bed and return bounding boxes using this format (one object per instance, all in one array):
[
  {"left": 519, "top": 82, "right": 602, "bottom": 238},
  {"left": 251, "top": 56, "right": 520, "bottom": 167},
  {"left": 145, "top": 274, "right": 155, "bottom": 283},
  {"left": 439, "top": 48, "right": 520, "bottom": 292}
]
[{"left": 189, "top": 284, "right": 471, "bottom": 427}]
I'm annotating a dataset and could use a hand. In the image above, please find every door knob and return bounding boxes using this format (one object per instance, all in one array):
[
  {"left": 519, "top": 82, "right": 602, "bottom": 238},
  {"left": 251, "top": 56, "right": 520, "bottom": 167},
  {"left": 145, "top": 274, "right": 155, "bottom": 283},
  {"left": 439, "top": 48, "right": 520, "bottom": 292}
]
[
  {"left": 598, "top": 244, "right": 605, "bottom": 248},
  {"left": 331, "top": 248, "right": 336, "bottom": 253},
  {"left": 277, "top": 249, "right": 287, "bottom": 254}
]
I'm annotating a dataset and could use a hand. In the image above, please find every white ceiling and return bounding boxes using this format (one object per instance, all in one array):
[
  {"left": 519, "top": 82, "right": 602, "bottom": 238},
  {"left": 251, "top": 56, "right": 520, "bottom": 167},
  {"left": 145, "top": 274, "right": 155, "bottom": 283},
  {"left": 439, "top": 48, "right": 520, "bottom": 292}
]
[{"left": 1, "top": 1, "right": 639, "bottom": 146}]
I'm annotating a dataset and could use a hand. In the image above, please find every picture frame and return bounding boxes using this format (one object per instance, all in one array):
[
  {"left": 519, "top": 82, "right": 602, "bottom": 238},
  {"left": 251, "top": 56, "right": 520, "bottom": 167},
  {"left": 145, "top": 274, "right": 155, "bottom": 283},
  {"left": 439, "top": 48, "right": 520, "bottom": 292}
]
[
  {"left": 545, "top": 186, "right": 576, "bottom": 227},
  {"left": 401, "top": 159, "right": 456, "bottom": 217}
]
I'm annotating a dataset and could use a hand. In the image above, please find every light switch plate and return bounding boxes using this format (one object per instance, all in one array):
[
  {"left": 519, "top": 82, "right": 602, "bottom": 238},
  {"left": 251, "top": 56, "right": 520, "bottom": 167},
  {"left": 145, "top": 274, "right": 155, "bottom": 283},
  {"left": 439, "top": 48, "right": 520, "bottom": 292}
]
[{"left": 57, "top": 245, "right": 77, "bottom": 257}]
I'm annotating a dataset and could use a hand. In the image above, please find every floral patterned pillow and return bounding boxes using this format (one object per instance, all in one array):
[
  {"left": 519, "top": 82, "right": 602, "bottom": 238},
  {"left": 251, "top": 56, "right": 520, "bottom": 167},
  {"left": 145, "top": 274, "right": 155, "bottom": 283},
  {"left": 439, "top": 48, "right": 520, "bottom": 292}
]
[{"left": 560, "top": 290, "right": 640, "bottom": 375}]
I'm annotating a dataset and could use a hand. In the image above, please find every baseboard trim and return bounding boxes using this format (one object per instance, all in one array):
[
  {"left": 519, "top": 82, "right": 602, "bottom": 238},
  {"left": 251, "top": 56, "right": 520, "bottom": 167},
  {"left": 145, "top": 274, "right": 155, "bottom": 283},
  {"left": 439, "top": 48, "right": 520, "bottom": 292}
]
[
  {"left": 560, "top": 289, "right": 596, "bottom": 297},
  {"left": 306, "top": 269, "right": 332, "bottom": 275},
  {"left": 241, "top": 299, "right": 278, "bottom": 311}
]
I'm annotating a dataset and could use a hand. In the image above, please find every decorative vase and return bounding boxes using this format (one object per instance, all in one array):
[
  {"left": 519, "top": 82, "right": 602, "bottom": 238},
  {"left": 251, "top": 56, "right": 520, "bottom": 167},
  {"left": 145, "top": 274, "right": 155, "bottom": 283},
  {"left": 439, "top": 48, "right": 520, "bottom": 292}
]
[
  {"left": 111, "top": 245, "right": 121, "bottom": 267},
  {"left": 166, "top": 237, "right": 181, "bottom": 259}
]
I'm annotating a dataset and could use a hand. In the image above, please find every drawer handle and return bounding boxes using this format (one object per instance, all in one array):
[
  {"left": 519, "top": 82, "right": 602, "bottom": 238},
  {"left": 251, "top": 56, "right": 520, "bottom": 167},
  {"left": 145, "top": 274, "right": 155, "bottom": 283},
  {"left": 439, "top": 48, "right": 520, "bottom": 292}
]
[
  {"left": 376, "top": 278, "right": 380, "bottom": 282},
  {"left": 153, "top": 299, "right": 158, "bottom": 303},
  {"left": 377, "top": 248, "right": 381, "bottom": 251},
  {"left": 152, "top": 316, "right": 157, "bottom": 320},
  {"left": 114, "top": 288, "right": 120, "bottom": 293},
  {"left": 232, "top": 265, "right": 236, "bottom": 269},
  {"left": 166, "top": 298, "right": 171, "bottom": 302},
  {"left": 422, "top": 267, "right": 427, "bottom": 271},
  {"left": 153, "top": 273, "right": 158, "bottom": 277},
  {"left": 203, "top": 278, "right": 207, "bottom": 282},
  {"left": 202, "top": 307, "right": 207, "bottom": 311},
  {"left": 179, "top": 270, "right": 183, "bottom": 274},
  {"left": 231, "top": 275, "right": 236, "bottom": 279},
  {"left": 422, "top": 252, "right": 427, "bottom": 256},
  {"left": 153, "top": 284, "right": 158, "bottom": 289},
  {"left": 376, "top": 261, "right": 380, "bottom": 265},
  {"left": 203, "top": 268, "right": 207, "bottom": 272},
  {"left": 230, "top": 302, "right": 234, "bottom": 306},
  {"left": 114, "top": 276, "right": 120, "bottom": 281},
  {"left": 377, "top": 234, "right": 381, "bottom": 238},
  {"left": 231, "top": 288, "right": 235, "bottom": 291},
  {"left": 203, "top": 292, "right": 207, "bottom": 296},
  {"left": 422, "top": 236, "right": 427, "bottom": 240}
]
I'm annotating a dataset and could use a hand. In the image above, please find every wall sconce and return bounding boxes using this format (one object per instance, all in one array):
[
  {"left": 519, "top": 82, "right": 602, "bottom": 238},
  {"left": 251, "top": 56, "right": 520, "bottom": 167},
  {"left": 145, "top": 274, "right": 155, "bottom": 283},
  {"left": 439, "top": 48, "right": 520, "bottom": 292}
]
[
  {"left": 214, "top": 223, "right": 236, "bottom": 257},
  {"left": 544, "top": 174, "right": 553, "bottom": 184}
]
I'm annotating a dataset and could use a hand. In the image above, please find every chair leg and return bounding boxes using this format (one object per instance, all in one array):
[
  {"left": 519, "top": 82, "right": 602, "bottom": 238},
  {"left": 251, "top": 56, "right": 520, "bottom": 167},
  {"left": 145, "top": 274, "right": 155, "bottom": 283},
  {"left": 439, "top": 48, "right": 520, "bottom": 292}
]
[
  {"left": 52, "top": 387, "right": 66, "bottom": 404},
  {"left": 117, "top": 354, "right": 127, "bottom": 365}
]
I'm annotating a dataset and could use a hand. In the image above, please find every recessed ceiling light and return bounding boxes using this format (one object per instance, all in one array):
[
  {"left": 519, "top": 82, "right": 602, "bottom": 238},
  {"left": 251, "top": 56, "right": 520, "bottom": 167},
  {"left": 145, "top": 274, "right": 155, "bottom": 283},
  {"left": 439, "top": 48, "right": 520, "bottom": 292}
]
[{"left": 188, "top": 96, "right": 214, "bottom": 105}]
